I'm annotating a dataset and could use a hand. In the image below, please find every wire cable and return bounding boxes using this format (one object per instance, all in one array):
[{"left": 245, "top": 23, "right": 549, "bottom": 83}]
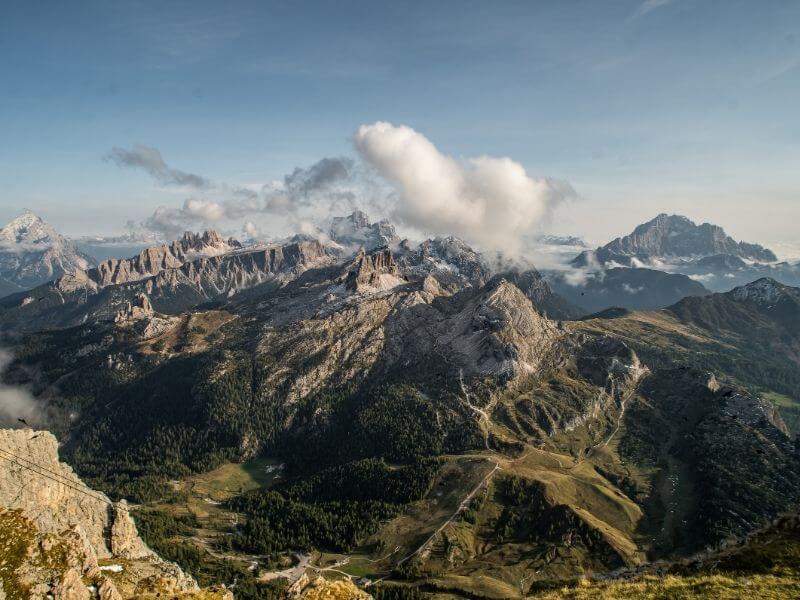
[
  {"left": 0, "top": 444, "right": 93, "bottom": 487},
  {"left": 0, "top": 450, "right": 112, "bottom": 506}
]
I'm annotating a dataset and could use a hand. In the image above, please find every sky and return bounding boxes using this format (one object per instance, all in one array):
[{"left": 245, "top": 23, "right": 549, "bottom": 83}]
[{"left": 1, "top": 0, "right": 798, "bottom": 254}]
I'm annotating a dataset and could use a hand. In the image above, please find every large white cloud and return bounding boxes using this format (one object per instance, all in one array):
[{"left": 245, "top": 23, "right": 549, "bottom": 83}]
[{"left": 354, "top": 122, "right": 574, "bottom": 254}]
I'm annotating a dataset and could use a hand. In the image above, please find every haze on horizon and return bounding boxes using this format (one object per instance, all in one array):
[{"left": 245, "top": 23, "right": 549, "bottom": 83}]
[{"left": 1, "top": 0, "right": 798, "bottom": 254}]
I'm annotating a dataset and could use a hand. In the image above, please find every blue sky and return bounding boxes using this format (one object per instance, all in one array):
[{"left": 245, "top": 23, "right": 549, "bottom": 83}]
[{"left": 1, "top": 0, "right": 798, "bottom": 250}]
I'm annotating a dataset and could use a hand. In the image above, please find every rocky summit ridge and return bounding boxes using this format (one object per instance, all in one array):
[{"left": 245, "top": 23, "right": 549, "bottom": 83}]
[
  {"left": 329, "top": 210, "right": 399, "bottom": 250},
  {"left": 593, "top": 213, "right": 777, "bottom": 262}
]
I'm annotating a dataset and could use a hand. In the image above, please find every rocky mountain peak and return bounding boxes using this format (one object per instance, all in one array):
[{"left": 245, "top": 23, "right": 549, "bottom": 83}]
[
  {"left": 600, "top": 214, "right": 777, "bottom": 262},
  {"left": 329, "top": 210, "right": 399, "bottom": 250},
  {"left": 730, "top": 277, "right": 788, "bottom": 305},
  {"left": 114, "top": 292, "right": 154, "bottom": 323},
  {"left": 0, "top": 212, "right": 94, "bottom": 296},
  {"left": 82, "top": 230, "right": 242, "bottom": 290},
  {"left": 0, "top": 211, "right": 67, "bottom": 249},
  {"left": 173, "top": 229, "right": 241, "bottom": 257},
  {"left": 345, "top": 209, "right": 370, "bottom": 229},
  {"left": 399, "top": 236, "right": 491, "bottom": 284},
  {"left": 0, "top": 210, "right": 51, "bottom": 243},
  {"left": 488, "top": 269, "right": 581, "bottom": 319},
  {"left": 345, "top": 246, "right": 405, "bottom": 292}
]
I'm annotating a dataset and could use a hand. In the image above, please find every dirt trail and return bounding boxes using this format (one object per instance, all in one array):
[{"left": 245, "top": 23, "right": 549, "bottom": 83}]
[
  {"left": 394, "top": 461, "right": 502, "bottom": 569},
  {"left": 459, "top": 369, "right": 494, "bottom": 451}
]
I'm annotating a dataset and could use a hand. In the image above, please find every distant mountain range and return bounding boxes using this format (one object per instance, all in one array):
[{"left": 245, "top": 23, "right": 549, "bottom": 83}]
[{"left": 566, "top": 213, "right": 800, "bottom": 295}]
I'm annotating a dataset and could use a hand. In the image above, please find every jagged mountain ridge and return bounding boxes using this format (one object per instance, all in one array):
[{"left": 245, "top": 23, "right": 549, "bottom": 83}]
[
  {"left": 329, "top": 209, "right": 400, "bottom": 250},
  {"left": 0, "top": 237, "right": 333, "bottom": 331},
  {"left": 0, "top": 212, "right": 578, "bottom": 331},
  {"left": 0, "top": 211, "right": 95, "bottom": 298},
  {"left": 89, "top": 229, "right": 241, "bottom": 287}
]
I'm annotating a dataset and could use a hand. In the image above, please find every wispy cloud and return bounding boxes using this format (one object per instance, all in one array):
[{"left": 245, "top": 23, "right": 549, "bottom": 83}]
[
  {"left": 108, "top": 144, "right": 212, "bottom": 188},
  {"left": 629, "top": 0, "right": 674, "bottom": 20},
  {"left": 139, "top": 156, "right": 357, "bottom": 239}
]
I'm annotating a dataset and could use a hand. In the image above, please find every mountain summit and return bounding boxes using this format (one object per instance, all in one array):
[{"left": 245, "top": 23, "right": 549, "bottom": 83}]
[
  {"left": 563, "top": 214, "right": 797, "bottom": 295},
  {"left": 329, "top": 210, "right": 400, "bottom": 250},
  {"left": 0, "top": 211, "right": 94, "bottom": 297},
  {"left": 576, "top": 214, "right": 777, "bottom": 265}
]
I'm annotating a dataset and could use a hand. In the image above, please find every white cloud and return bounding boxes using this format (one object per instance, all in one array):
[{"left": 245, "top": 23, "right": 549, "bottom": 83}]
[
  {"left": 622, "top": 283, "right": 644, "bottom": 294},
  {"left": 243, "top": 221, "right": 260, "bottom": 240},
  {"left": 354, "top": 122, "right": 575, "bottom": 255},
  {"left": 689, "top": 273, "right": 715, "bottom": 283}
]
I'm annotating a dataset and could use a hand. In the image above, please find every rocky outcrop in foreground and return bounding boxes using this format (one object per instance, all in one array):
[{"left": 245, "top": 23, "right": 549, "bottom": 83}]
[
  {"left": 285, "top": 573, "right": 372, "bottom": 600},
  {"left": 0, "top": 428, "right": 231, "bottom": 599}
]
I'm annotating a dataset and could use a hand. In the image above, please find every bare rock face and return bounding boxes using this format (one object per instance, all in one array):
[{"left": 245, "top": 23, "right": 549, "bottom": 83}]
[
  {"left": 90, "top": 230, "right": 240, "bottom": 289},
  {"left": 0, "top": 428, "right": 230, "bottom": 599},
  {"left": 576, "top": 213, "right": 777, "bottom": 265},
  {"left": 5, "top": 236, "right": 335, "bottom": 333},
  {"left": 98, "top": 577, "right": 124, "bottom": 600},
  {"left": 109, "top": 500, "right": 153, "bottom": 560},
  {"left": 345, "top": 247, "right": 405, "bottom": 292},
  {"left": 397, "top": 236, "right": 491, "bottom": 286},
  {"left": 0, "top": 429, "right": 112, "bottom": 558},
  {"left": 438, "top": 279, "right": 564, "bottom": 380},
  {"left": 52, "top": 567, "right": 92, "bottom": 600},
  {"left": 114, "top": 293, "right": 153, "bottom": 323}
]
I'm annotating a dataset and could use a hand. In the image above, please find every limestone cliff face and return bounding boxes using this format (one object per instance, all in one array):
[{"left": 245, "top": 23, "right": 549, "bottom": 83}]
[
  {"left": 0, "top": 429, "right": 113, "bottom": 558},
  {"left": 344, "top": 247, "right": 405, "bottom": 292},
  {"left": 576, "top": 213, "right": 778, "bottom": 265},
  {"left": 114, "top": 293, "right": 154, "bottom": 323},
  {"left": 90, "top": 230, "right": 240, "bottom": 288},
  {"left": 0, "top": 429, "right": 230, "bottom": 599}
]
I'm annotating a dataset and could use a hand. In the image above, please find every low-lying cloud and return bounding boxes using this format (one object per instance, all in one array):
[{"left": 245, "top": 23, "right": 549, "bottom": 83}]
[
  {"left": 109, "top": 144, "right": 212, "bottom": 188},
  {"left": 138, "top": 156, "right": 357, "bottom": 239},
  {"left": 0, "top": 349, "right": 42, "bottom": 427},
  {"left": 354, "top": 122, "right": 575, "bottom": 255}
]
